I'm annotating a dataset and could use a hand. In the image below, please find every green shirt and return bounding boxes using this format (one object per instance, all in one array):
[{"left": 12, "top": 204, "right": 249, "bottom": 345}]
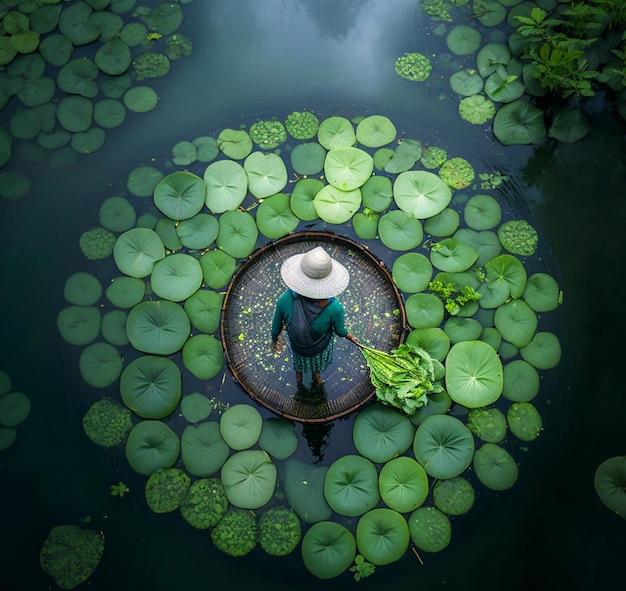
[{"left": 271, "top": 290, "right": 348, "bottom": 342}]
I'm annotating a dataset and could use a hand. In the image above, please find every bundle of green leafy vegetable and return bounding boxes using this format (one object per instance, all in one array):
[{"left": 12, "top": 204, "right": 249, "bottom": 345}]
[{"left": 357, "top": 342, "right": 445, "bottom": 415}]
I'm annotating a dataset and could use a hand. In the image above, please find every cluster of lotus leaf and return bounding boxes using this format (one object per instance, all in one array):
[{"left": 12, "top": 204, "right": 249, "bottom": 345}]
[
  {"left": 0, "top": 369, "right": 31, "bottom": 451},
  {"left": 57, "top": 111, "right": 562, "bottom": 579},
  {"left": 0, "top": 0, "right": 193, "bottom": 201},
  {"left": 409, "top": 0, "right": 592, "bottom": 144}
]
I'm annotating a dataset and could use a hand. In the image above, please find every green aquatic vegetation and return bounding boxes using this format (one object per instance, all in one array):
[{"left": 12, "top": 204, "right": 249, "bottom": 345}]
[
  {"left": 82, "top": 398, "right": 132, "bottom": 448},
  {"left": 132, "top": 52, "right": 170, "bottom": 80},
  {"left": 145, "top": 468, "right": 191, "bottom": 513},
  {"left": 165, "top": 34, "right": 192, "bottom": 60},
  {"left": 79, "top": 227, "right": 116, "bottom": 260},
  {"left": 284, "top": 110, "right": 320, "bottom": 139},
  {"left": 258, "top": 507, "right": 301, "bottom": 556},
  {"left": 439, "top": 157, "right": 475, "bottom": 189},
  {"left": 421, "top": 146, "right": 447, "bottom": 169},
  {"left": 395, "top": 52, "right": 432, "bottom": 82},
  {"left": 249, "top": 119, "right": 287, "bottom": 150},
  {"left": 458, "top": 94, "right": 496, "bottom": 125},
  {"left": 110, "top": 481, "right": 130, "bottom": 497},
  {"left": 428, "top": 280, "right": 481, "bottom": 316},
  {"left": 357, "top": 342, "right": 444, "bottom": 415},
  {"left": 40, "top": 525, "right": 105, "bottom": 590},
  {"left": 180, "top": 478, "right": 228, "bottom": 529},
  {"left": 350, "top": 554, "right": 376, "bottom": 582},
  {"left": 479, "top": 171, "right": 509, "bottom": 189},
  {"left": 498, "top": 219, "right": 538, "bottom": 256},
  {"left": 211, "top": 508, "right": 258, "bottom": 557}
]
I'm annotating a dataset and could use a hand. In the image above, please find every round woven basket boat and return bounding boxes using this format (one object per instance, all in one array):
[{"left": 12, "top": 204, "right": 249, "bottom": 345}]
[{"left": 221, "top": 232, "right": 407, "bottom": 422}]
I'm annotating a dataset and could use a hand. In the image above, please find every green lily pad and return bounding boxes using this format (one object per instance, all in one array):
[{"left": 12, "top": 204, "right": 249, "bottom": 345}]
[
  {"left": 57, "top": 58, "right": 99, "bottom": 97},
  {"left": 79, "top": 342, "right": 123, "bottom": 388},
  {"left": 0, "top": 392, "right": 31, "bottom": 427},
  {"left": 182, "top": 334, "right": 224, "bottom": 380},
  {"left": 405, "top": 293, "right": 444, "bottom": 329},
  {"left": 313, "top": 185, "right": 361, "bottom": 224},
  {"left": 57, "top": 305, "right": 101, "bottom": 345},
  {"left": 216, "top": 210, "right": 258, "bottom": 259},
  {"left": 217, "top": 128, "right": 253, "bottom": 160},
  {"left": 548, "top": 107, "right": 590, "bottom": 143},
  {"left": 56, "top": 95, "right": 93, "bottom": 132},
  {"left": 378, "top": 210, "right": 423, "bottom": 251},
  {"left": 256, "top": 193, "right": 299, "bottom": 239},
  {"left": 430, "top": 238, "right": 479, "bottom": 273},
  {"left": 127, "top": 166, "right": 164, "bottom": 197},
  {"left": 126, "top": 300, "right": 190, "bottom": 355},
  {"left": 406, "top": 328, "right": 450, "bottom": 363},
  {"left": 176, "top": 213, "right": 219, "bottom": 249},
  {"left": 317, "top": 116, "right": 356, "bottom": 150},
  {"left": 123, "top": 86, "right": 158, "bottom": 113},
  {"left": 408, "top": 506, "right": 451, "bottom": 552},
  {"left": 105, "top": 276, "right": 145, "bottom": 309},
  {"left": 64, "top": 271, "right": 102, "bottom": 306},
  {"left": 361, "top": 175, "right": 393, "bottom": 212},
  {"left": 301, "top": 521, "right": 356, "bottom": 579},
  {"left": 459, "top": 95, "right": 497, "bottom": 124},
  {"left": 324, "top": 147, "right": 373, "bottom": 191},
  {"left": 180, "top": 392, "right": 213, "bottom": 423},
  {"left": 379, "top": 457, "right": 428, "bottom": 513},
  {"left": 384, "top": 139, "right": 422, "bottom": 174},
  {"left": 392, "top": 252, "right": 433, "bottom": 293},
  {"left": 594, "top": 456, "right": 626, "bottom": 519},
  {"left": 113, "top": 228, "right": 165, "bottom": 278},
  {"left": 494, "top": 299, "right": 537, "bottom": 347},
  {"left": 473, "top": 442, "right": 518, "bottom": 490},
  {"left": 284, "top": 459, "right": 332, "bottom": 523},
  {"left": 447, "top": 25, "right": 482, "bottom": 55},
  {"left": 203, "top": 160, "right": 248, "bottom": 213},
  {"left": 355, "top": 115, "right": 397, "bottom": 147},
  {"left": 324, "top": 455, "right": 380, "bottom": 517},
  {"left": 58, "top": 2, "right": 100, "bottom": 45},
  {"left": 244, "top": 151, "right": 288, "bottom": 199},
  {"left": 199, "top": 249, "right": 237, "bottom": 289},
  {"left": 523, "top": 273, "right": 561, "bottom": 312},
  {"left": 450, "top": 69, "right": 484, "bottom": 96},
  {"left": 290, "top": 178, "right": 323, "bottom": 221},
  {"left": 356, "top": 508, "right": 410, "bottom": 565},
  {"left": 219, "top": 404, "right": 263, "bottom": 450},
  {"left": 94, "top": 38, "right": 131, "bottom": 75},
  {"left": 125, "top": 420, "right": 180, "bottom": 475},
  {"left": 433, "top": 477, "right": 475, "bottom": 515},
  {"left": 520, "top": 331, "right": 561, "bottom": 369},
  {"left": 493, "top": 100, "right": 546, "bottom": 146},
  {"left": 221, "top": 449, "right": 277, "bottom": 509},
  {"left": 258, "top": 417, "right": 298, "bottom": 460},
  {"left": 507, "top": 402, "right": 542, "bottom": 441},
  {"left": 502, "top": 359, "right": 540, "bottom": 402},
  {"left": 290, "top": 142, "right": 326, "bottom": 175},
  {"left": 467, "top": 407, "right": 507, "bottom": 443},
  {"left": 394, "top": 171, "right": 452, "bottom": 219},
  {"left": 424, "top": 208, "right": 460, "bottom": 237},
  {"left": 181, "top": 422, "right": 229, "bottom": 476}
]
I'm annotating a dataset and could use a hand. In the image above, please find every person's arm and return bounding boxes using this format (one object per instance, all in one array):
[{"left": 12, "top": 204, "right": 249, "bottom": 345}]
[
  {"left": 271, "top": 294, "right": 286, "bottom": 343},
  {"left": 330, "top": 300, "right": 357, "bottom": 342}
]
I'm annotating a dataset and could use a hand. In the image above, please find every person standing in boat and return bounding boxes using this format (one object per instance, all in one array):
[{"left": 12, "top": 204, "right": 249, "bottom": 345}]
[{"left": 271, "top": 246, "right": 357, "bottom": 392}]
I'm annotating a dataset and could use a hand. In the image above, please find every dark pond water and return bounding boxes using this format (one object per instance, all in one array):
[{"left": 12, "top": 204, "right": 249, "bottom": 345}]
[{"left": 1, "top": 1, "right": 624, "bottom": 590}]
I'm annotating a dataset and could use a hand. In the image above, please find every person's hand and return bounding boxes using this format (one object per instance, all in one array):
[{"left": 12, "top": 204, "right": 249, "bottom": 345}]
[
  {"left": 347, "top": 334, "right": 358, "bottom": 344},
  {"left": 271, "top": 340, "right": 280, "bottom": 353}
]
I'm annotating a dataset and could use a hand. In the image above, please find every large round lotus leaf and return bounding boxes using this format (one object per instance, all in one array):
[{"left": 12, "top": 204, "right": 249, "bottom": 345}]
[
  {"left": 317, "top": 116, "right": 356, "bottom": 150},
  {"left": 450, "top": 69, "right": 484, "bottom": 96},
  {"left": 379, "top": 457, "right": 428, "bottom": 513},
  {"left": 408, "top": 506, "right": 451, "bottom": 552},
  {"left": 9, "top": 109, "right": 43, "bottom": 140},
  {"left": 494, "top": 299, "right": 537, "bottom": 348},
  {"left": 154, "top": 171, "right": 205, "bottom": 221},
  {"left": 405, "top": 293, "right": 444, "bottom": 329},
  {"left": 64, "top": 272, "right": 102, "bottom": 306},
  {"left": 79, "top": 342, "right": 123, "bottom": 388},
  {"left": 256, "top": 193, "right": 299, "bottom": 238},
  {"left": 0, "top": 392, "right": 31, "bottom": 427},
  {"left": 39, "top": 525, "right": 104, "bottom": 591},
  {"left": 290, "top": 178, "right": 323, "bottom": 221},
  {"left": 353, "top": 404, "right": 415, "bottom": 463},
  {"left": 258, "top": 418, "right": 298, "bottom": 460},
  {"left": 356, "top": 115, "right": 397, "bottom": 147},
  {"left": 324, "top": 147, "right": 373, "bottom": 191},
  {"left": 0, "top": 427, "right": 17, "bottom": 451},
  {"left": 484, "top": 68, "right": 525, "bottom": 103},
  {"left": 523, "top": 273, "right": 561, "bottom": 312},
  {"left": 127, "top": 166, "right": 164, "bottom": 197},
  {"left": 0, "top": 171, "right": 30, "bottom": 201},
  {"left": 220, "top": 404, "right": 263, "bottom": 450},
  {"left": 243, "top": 151, "right": 288, "bottom": 199},
  {"left": 181, "top": 422, "right": 229, "bottom": 476},
  {"left": 182, "top": 334, "right": 223, "bottom": 380},
  {"left": 126, "top": 300, "right": 190, "bottom": 355},
  {"left": 467, "top": 407, "right": 507, "bottom": 443},
  {"left": 493, "top": 100, "right": 546, "bottom": 145},
  {"left": 413, "top": 415, "right": 475, "bottom": 479},
  {"left": 39, "top": 34, "right": 73, "bottom": 66},
  {"left": 301, "top": 521, "right": 356, "bottom": 579},
  {"left": 156, "top": 219, "right": 182, "bottom": 251},
  {"left": 324, "top": 455, "right": 380, "bottom": 517},
  {"left": 171, "top": 141, "right": 196, "bottom": 166},
  {"left": 453, "top": 228, "right": 502, "bottom": 266},
  {"left": 142, "top": 1, "right": 183, "bottom": 34},
  {"left": 199, "top": 249, "right": 237, "bottom": 289},
  {"left": 447, "top": 24, "right": 482, "bottom": 55},
  {"left": 180, "top": 477, "right": 228, "bottom": 530},
  {"left": 101, "top": 310, "right": 129, "bottom": 346},
  {"left": 285, "top": 459, "right": 332, "bottom": 523},
  {"left": 150, "top": 253, "right": 203, "bottom": 301},
  {"left": 98, "top": 196, "right": 135, "bottom": 232},
  {"left": 58, "top": 2, "right": 99, "bottom": 44},
  {"left": 433, "top": 477, "right": 475, "bottom": 515},
  {"left": 17, "top": 77, "right": 56, "bottom": 107},
  {"left": 258, "top": 507, "right": 301, "bottom": 556},
  {"left": 353, "top": 211, "right": 379, "bottom": 239},
  {"left": 548, "top": 107, "right": 590, "bottom": 143},
  {"left": 123, "top": 86, "right": 158, "bottom": 113},
  {"left": 313, "top": 185, "right": 361, "bottom": 224},
  {"left": 37, "top": 129, "right": 71, "bottom": 150},
  {"left": 181, "top": 393, "right": 213, "bottom": 423},
  {"left": 120, "top": 356, "right": 181, "bottom": 419},
  {"left": 459, "top": 94, "right": 496, "bottom": 125},
  {"left": 184, "top": 289, "right": 223, "bottom": 333},
  {"left": 94, "top": 39, "right": 131, "bottom": 75},
  {"left": 473, "top": 442, "right": 518, "bottom": 490},
  {"left": 214, "top": 210, "right": 259, "bottom": 258},
  {"left": 484, "top": 254, "right": 527, "bottom": 299},
  {"left": 356, "top": 508, "right": 410, "bottom": 566},
  {"left": 290, "top": 142, "right": 326, "bottom": 175},
  {"left": 502, "top": 359, "right": 540, "bottom": 402},
  {"left": 125, "top": 420, "right": 180, "bottom": 475},
  {"left": 114, "top": 228, "right": 165, "bottom": 278},
  {"left": 221, "top": 450, "right": 277, "bottom": 509},
  {"left": 393, "top": 171, "right": 452, "bottom": 219},
  {"left": 406, "top": 328, "right": 450, "bottom": 363},
  {"left": 176, "top": 213, "right": 218, "bottom": 250},
  {"left": 384, "top": 139, "right": 422, "bottom": 174},
  {"left": 57, "top": 306, "right": 101, "bottom": 345},
  {"left": 105, "top": 276, "right": 145, "bottom": 308},
  {"left": 99, "top": 71, "right": 133, "bottom": 98},
  {"left": 216, "top": 128, "right": 253, "bottom": 159},
  {"left": 424, "top": 208, "right": 460, "bottom": 237},
  {"left": 445, "top": 340, "right": 503, "bottom": 407},
  {"left": 475, "top": 0, "right": 507, "bottom": 25},
  {"left": 507, "top": 402, "right": 542, "bottom": 441},
  {"left": 30, "top": 5, "right": 62, "bottom": 34},
  {"left": 477, "top": 43, "right": 511, "bottom": 77},
  {"left": 443, "top": 317, "right": 483, "bottom": 344},
  {"left": 378, "top": 210, "right": 423, "bottom": 251},
  {"left": 361, "top": 175, "right": 393, "bottom": 212},
  {"left": 520, "top": 331, "right": 561, "bottom": 369},
  {"left": 430, "top": 238, "right": 479, "bottom": 273},
  {"left": 193, "top": 136, "right": 219, "bottom": 162},
  {"left": 57, "top": 58, "right": 99, "bottom": 97},
  {"left": 71, "top": 128, "right": 106, "bottom": 155},
  {"left": 88, "top": 9, "right": 124, "bottom": 41},
  {"left": 594, "top": 456, "right": 626, "bottom": 519},
  {"left": 464, "top": 194, "right": 501, "bottom": 230},
  {"left": 56, "top": 95, "right": 93, "bottom": 132},
  {"left": 145, "top": 467, "right": 190, "bottom": 514}
]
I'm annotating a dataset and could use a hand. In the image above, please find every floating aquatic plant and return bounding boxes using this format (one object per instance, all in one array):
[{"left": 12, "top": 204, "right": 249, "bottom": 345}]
[
  {"left": 211, "top": 508, "right": 258, "bottom": 557},
  {"left": 249, "top": 119, "right": 287, "bottom": 150},
  {"left": 285, "top": 110, "right": 320, "bottom": 139},
  {"left": 497, "top": 219, "right": 539, "bottom": 256},
  {"left": 110, "top": 481, "right": 130, "bottom": 497},
  {"left": 459, "top": 94, "right": 496, "bottom": 124},
  {"left": 439, "top": 156, "right": 475, "bottom": 189},
  {"left": 395, "top": 52, "right": 432, "bottom": 81},
  {"left": 83, "top": 398, "right": 132, "bottom": 447}
]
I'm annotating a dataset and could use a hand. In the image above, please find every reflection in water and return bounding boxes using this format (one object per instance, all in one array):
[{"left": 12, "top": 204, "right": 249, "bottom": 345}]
[{"left": 298, "top": 0, "right": 371, "bottom": 40}]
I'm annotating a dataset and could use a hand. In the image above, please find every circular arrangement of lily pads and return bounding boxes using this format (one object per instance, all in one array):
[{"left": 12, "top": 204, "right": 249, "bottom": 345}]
[
  {"left": 58, "top": 110, "right": 562, "bottom": 581},
  {"left": 0, "top": 0, "right": 194, "bottom": 201}
]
